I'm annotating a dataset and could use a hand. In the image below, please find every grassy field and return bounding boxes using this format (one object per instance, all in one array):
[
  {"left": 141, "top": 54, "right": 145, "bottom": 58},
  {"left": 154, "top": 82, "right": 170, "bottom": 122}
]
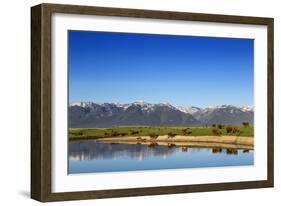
[{"left": 69, "top": 126, "right": 254, "bottom": 140}]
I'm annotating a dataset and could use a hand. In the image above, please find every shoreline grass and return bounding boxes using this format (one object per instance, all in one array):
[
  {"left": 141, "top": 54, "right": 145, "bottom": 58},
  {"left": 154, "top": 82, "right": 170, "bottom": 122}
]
[{"left": 97, "top": 136, "right": 254, "bottom": 150}]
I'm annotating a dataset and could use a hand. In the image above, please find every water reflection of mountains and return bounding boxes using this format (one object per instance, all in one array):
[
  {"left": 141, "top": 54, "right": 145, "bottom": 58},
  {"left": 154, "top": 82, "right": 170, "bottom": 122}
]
[
  {"left": 69, "top": 140, "right": 249, "bottom": 161},
  {"left": 69, "top": 140, "right": 177, "bottom": 161}
]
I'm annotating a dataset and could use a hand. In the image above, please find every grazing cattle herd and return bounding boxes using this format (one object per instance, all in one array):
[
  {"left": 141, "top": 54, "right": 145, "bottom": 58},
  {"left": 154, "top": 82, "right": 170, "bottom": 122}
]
[
  {"left": 109, "top": 123, "right": 248, "bottom": 138},
  {"left": 212, "top": 125, "right": 242, "bottom": 136},
  {"left": 70, "top": 122, "right": 252, "bottom": 143},
  {"left": 91, "top": 123, "right": 253, "bottom": 155}
]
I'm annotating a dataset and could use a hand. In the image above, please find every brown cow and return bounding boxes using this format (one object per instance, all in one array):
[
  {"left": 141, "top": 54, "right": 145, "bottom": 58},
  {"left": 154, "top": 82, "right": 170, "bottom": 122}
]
[
  {"left": 182, "top": 128, "right": 192, "bottom": 136},
  {"left": 111, "top": 131, "right": 120, "bottom": 137},
  {"left": 149, "top": 134, "right": 158, "bottom": 141},
  {"left": 232, "top": 127, "right": 240, "bottom": 133},
  {"left": 167, "top": 132, "right": 176, "bottom": 140},
  {"left": 136, "top": 137, "right": 143, "bottom": 141},
  {"left": 226, "top": 126, "right": 233, "bottom": 134},
  {"left": 131, "top": 131, "right": 139, "bottom": 135},
  {"left": 212, "top": 128, "right": 221, "bottom": 136}
]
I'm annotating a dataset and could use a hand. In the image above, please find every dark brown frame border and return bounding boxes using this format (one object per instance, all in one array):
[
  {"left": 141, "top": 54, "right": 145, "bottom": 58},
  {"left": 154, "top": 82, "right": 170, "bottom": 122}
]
[{"left": 31, "top": 3, "right": 274, "bottom": 202}]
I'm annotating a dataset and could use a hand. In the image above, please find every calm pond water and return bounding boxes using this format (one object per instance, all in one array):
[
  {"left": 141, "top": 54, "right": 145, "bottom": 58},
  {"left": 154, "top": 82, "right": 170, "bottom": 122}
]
[{"left": 68, "top": 140, "right": 254, "bottom": 174}]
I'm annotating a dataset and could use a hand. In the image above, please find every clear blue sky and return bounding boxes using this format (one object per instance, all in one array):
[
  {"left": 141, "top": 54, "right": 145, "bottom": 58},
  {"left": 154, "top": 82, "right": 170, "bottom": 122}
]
[{"left": 68, "top": 31, "right": 254, "bottom": 107}]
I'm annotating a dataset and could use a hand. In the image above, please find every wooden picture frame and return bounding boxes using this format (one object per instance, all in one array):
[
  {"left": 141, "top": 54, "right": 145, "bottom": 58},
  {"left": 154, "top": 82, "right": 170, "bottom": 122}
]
[{"left": 31, "top": 3, "right": 274, "bottom": 202}]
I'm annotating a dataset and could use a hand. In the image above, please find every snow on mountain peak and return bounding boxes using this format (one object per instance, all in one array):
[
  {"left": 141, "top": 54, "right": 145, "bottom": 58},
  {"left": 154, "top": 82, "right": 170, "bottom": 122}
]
[
  {"left": 70, "top": 101, "right": 254, "bottom": 114},
  {"left": 132, "top": 100, "right": 149, "bottom": 106},
  {"left": 157, "top": 102, "right": 175, "bottom": 109},
  {"left": 69, "top": 101, "right": 98, "bottom": 107},
  {"left": 177, "top": 106, "right": 201, "bottom": 114},
  {"left": 177, "top": 104, "right": 254, "bottom": 114},
  {"left": 240, "top": 106, "right": 254, "bottom": 112}
]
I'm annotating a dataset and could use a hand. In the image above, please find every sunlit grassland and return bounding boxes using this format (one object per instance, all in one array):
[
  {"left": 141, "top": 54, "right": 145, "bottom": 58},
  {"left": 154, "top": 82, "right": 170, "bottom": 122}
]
[{"left": 69, "top": 126, "right": 254, "bottom": 140}]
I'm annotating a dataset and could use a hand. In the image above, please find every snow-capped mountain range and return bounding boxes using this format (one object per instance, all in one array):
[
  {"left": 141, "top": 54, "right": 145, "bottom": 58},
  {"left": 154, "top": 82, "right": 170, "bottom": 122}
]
[{"left": 69, "top": 101, "right": 254, "bottom": 128}]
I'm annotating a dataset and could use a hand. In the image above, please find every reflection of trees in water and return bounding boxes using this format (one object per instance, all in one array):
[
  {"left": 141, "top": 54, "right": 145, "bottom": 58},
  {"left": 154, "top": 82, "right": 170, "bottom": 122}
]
[
  {"left": 212, "top": 148, "right": 222, "bottom": 153},
  {"left": 167, "top": 143, "right": 176, "bottom": 149},
  {"left": 212, "top": 148, "right": 239, "bottom": 155},
  {"left": 226, "top": 148, "right": 238, "bottom": 155},
  {"left": 182, "top": 147, "right": 188, "bottom": 152},
  {"left": 69, "top": 141, "right": 180, "bottom": 161}
]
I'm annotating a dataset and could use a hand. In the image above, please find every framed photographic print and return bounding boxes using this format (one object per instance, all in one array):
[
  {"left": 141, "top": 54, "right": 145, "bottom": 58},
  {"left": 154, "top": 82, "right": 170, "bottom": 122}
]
[{"left": 31, "top": 3, "right": 274, "bottom": 202}]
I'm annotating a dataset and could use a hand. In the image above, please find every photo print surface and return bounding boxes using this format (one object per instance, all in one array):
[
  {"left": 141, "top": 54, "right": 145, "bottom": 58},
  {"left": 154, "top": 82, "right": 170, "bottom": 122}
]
[{"left": 68, "top": 31, "right": 254, "bottom": 174}]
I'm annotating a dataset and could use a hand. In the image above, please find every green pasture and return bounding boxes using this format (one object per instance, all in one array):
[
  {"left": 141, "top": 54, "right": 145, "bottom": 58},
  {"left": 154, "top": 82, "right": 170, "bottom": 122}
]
[{"left": 69, "top": 126, "right": 254, "bottom": 140}]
